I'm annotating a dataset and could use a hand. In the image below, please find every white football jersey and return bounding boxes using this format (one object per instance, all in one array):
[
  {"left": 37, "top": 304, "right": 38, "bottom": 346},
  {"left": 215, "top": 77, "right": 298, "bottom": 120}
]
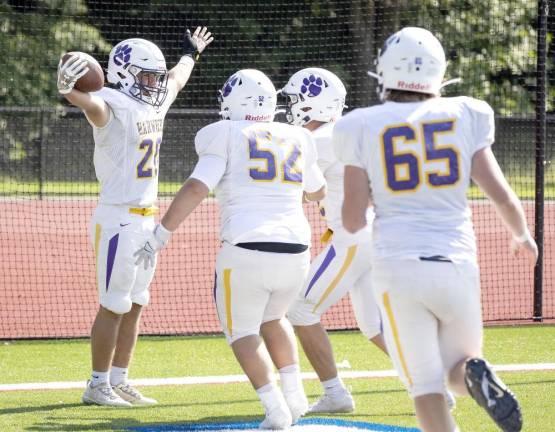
[
  {"left": 195, "top": 120, "right": 325, "bottom": 245},
  {"left": 313, "top": 122, "right": 374, "bottom": 245},
  {"left": 89, "top": 86, "right": 177, "bottom": 207},
  {"left": 333, "top": 96, "right": 495, "bottom": 263}
]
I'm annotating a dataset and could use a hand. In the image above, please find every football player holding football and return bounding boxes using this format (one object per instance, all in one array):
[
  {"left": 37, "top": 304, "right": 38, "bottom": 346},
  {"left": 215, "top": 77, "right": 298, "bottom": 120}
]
[{"left": 57, "top": 27, "right": 213, "bottom": 407}]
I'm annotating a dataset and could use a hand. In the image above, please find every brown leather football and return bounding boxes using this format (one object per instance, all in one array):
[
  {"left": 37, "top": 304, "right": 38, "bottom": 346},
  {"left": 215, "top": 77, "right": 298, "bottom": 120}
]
[{"left": 61, "top": 52, "right": 104, "bottom": 92}]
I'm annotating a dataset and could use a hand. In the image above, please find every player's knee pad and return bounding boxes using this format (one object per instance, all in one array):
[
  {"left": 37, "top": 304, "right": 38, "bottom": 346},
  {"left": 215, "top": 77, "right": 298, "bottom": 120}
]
[
  {"left": 408, "top": 378, "right": 445, "bottom": 399},
  {"left": 131, "top": 290, "right": 150, "bottom": 307},
  {"left": 226, "top": 328, "right": 259, "bottom": 345},
  {"left": 359, "top": 323, "right": 381, "bottom": 341},
  {"left": 286, "top": 298, "right": 321, "bottom": 327},
  {"left": 101, "top": 295, "right": 132, "bottom": 315}
]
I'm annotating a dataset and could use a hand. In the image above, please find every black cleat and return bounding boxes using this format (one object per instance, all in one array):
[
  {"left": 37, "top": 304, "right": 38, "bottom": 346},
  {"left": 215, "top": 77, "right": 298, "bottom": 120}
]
[{"left": 465, "top": 358, "right": 523, "bottom": 432}]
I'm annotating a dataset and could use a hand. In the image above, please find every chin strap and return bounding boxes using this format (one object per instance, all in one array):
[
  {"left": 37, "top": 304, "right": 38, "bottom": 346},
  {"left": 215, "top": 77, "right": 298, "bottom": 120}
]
[{"left": 440, "top": 77, "right": 462, "bottom": 88}]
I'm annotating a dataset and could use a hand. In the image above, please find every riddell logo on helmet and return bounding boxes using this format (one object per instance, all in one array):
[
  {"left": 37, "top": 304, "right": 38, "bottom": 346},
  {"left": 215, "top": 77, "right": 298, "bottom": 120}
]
[
  {"left": 245, "top": 114, "right": 271, "bottom": 121},
  {"left": 397, "top": 81, "right": 431, "bottom": 91}
]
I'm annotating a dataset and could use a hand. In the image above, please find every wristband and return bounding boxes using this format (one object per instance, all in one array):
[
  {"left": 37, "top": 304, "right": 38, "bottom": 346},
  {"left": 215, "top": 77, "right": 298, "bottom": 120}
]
[
  {"left": 178, "top": 55, "right": 196, "bottom": 67},
  {"left": 514, "top": 229, "right": 533, "bottom": 243},
  {"left": 155, "top": 223, "right": 173, "bottom": 244}
]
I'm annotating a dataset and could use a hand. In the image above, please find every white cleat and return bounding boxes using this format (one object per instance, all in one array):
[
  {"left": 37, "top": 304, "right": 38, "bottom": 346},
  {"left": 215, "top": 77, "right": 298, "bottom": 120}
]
[
  {"left": 82, "top": 380, "right": 132, "bottom": 407},
  {"left": 259, "top": 400, "right": 292, "bottom": 430},
  {"left": 284, "top": 390, "right": 309, "bottom": 424},
  {"left": 309, "top": 389, "right": 355, "bottom": 413},
  {"left": 113, "top": 382, "right": 158, "bottom": 406},
  {"left": 445, "top": 389, "right": 456, "bottom": 411}
]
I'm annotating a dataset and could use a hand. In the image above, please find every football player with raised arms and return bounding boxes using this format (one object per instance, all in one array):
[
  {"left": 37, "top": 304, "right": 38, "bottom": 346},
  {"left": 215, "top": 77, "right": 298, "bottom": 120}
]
[
  {"left": 335, "top": 27, "right": 537, "bottom": 432},
  {"left": 56, "top": 27, "right": 213, "bottom": 407},
  {"left": 281, "top": 68, "right": 386, "bottom": 413},
  {"left": 134, "top": 69, "right": 326, "bottom": 429}
]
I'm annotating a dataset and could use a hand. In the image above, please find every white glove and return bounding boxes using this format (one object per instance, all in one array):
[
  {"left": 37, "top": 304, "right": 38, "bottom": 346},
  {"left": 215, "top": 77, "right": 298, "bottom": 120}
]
[
  {"left": 57, "top": 54, "right": 89, "bottom": 94},
  {"left": 134, "top": 223, "right": 173, "bottom": 270},
  {"left": 510, "top": 229, "right": 539, "bottom": 264}
]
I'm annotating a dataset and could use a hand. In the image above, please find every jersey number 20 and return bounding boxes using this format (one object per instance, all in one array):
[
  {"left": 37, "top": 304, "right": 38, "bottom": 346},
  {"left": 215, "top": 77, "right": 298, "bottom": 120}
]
[
  {"left": 248, "top": 131, "right": 303, "bottom": 184},
  {"left": 137, "top": 137, "right": 162, "bottom": 179},
  {"left": 382, "top": 120, "right": 460, "bottom": 192}
]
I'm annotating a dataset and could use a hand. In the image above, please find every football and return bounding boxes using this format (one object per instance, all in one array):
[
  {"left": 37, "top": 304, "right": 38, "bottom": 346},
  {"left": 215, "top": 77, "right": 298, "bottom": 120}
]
[{"left": 61, "top": 52, "right": 104, "bottom": 92}]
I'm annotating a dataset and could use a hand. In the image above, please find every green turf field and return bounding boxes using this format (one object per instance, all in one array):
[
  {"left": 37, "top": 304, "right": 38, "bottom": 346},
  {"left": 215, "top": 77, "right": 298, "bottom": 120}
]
[{"left": 0, "top": 326, "right": 554, "bottom": 431}]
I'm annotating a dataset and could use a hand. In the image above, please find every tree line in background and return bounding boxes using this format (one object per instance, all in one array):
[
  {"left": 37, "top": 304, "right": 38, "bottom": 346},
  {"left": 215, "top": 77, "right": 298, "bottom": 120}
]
[{"left": 0, "top": 0, "right": 553, "bottom": 176}]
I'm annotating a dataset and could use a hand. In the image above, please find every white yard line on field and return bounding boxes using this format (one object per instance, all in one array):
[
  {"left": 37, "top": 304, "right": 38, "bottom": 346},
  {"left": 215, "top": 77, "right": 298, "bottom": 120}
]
[{"left": 1, "top": 363, "right": 554, "bottom": 392}]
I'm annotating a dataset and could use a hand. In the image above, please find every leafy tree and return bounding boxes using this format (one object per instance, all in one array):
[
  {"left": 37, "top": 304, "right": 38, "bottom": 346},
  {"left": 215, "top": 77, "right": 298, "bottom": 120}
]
[
  {"left": 360, "top": 0, "right": 542, "bottom": 116},
  {"left": 0, "top": 0, "right": 110, "bottom": 179}
]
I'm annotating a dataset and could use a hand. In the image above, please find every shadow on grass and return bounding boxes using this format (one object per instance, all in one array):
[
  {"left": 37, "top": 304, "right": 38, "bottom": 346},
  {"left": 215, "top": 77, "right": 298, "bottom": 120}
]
[
  {"left": 26, "top": 415, "right": 264, "bottom": 432},
  {"left": 0, "top": 402, "right": 84, "bottom": 416}
]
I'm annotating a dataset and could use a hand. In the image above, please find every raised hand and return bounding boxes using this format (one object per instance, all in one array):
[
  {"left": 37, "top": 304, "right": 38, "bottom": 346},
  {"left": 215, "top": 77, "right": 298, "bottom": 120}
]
[
  {"left": 57, "top": 54, "right": 89, "bottom": 94},
  {"left": 183, "top": 26, "right": 214, "bottom": 61}
]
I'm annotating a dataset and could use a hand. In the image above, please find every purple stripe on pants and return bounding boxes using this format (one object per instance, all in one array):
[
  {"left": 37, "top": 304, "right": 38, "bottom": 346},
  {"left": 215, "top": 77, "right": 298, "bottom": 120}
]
[
  {"left": 106, "top": 233, "right": 119, "bottom": 292},
  {"left": 304, "top": 245, "right": 336, "bottom": 297},
  {"left": 212, "top": 271, "right": 218, "bottom": 302}
]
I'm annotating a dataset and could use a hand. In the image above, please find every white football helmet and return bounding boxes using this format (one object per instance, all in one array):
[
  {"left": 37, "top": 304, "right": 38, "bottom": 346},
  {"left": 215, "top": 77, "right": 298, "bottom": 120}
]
[
  {"left": 280, "top": 67, "right": 346, "bottom": 126},
  {"left": 218, "top": 69, "right": 277, "bottom": 121},
  {"left": 107, "top": 38, "right": 168, "bottom": 108},
  {"left": 368, "top": 27, "right": 447, "bottom": 100}
]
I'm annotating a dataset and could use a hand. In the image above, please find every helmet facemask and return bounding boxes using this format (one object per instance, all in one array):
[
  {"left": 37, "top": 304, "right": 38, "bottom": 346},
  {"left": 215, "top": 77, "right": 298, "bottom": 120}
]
[
  {"left": 127, "top": 66, "right": 168, "bottom": 108},
  {"left": 282, "top": 92, "right": 311, "bottom": 126}
]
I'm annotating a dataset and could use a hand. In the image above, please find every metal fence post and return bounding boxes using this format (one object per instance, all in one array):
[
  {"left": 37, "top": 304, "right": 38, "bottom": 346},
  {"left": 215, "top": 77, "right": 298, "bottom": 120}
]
[{"left": 533, "top": 0, "right": 548, "bottom": 322}]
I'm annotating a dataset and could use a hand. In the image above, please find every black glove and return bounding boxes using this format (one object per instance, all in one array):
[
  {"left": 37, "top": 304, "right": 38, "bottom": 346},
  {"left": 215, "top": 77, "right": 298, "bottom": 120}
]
[
  {"left": 183, "top": 30, "right": 200, "bottom": 61},
  {"left": 183, "top": 27, "right": 213, "bottom": 61}
]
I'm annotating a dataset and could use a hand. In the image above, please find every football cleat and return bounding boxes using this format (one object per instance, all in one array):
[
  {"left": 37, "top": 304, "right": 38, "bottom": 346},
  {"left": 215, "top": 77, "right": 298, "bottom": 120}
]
[
  {"left": 112, "top": 382, "right": 158, "bottom": 406},
  {"left": 259, "top": 399, "right": 292, "bottom": 430},
  {"left": 82, "top": 380, "right": 132, "bottom": 407},
  {"left": 308, "top": 389, "right": 355, "bottom": 413},
  {"left": 283, "top": 389, "right": 309, "bottom": 423},
  {"left": 465, "top": 358, "right": 522, "bottom": 432}
]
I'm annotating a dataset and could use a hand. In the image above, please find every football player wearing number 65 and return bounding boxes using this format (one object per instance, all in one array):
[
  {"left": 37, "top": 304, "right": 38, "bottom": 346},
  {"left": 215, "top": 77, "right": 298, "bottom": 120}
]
[
  {"left": 335, "top": 27, "right": 537, "bottom": 432},
  {"left": 134, "top": 69, "right": 326, "bottom": 429},
  {"left": 57, "top": 27, "right": 213, "bottom": 407}
]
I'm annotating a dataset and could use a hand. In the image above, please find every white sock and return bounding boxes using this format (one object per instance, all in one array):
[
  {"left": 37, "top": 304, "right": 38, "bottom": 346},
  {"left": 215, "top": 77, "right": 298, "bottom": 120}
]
[
  {"left": 279, "top": 363, "right": 303, "bottom": 394},
  {"left": 321, "top": 376, "right": 345, "bottom": 395},
  {"left": 256, "top": 382, "right": 283, "bottom": 410},
  {"left": 110, "top": 366, "right": 128, "bottom": 386},
  {"left": 91, "top": 370, "right": 109, "bottom": 387}
]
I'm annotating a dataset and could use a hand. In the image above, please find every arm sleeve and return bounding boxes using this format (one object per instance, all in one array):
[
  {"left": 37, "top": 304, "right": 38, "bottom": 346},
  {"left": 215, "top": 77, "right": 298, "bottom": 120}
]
[
  {"left": 194, "top": 120, "right": 230, "bottom": 159},
  {"left": 302, "top": 132, "right": 326, "bottom": 193},
  {"left": 190, "top": 154, "right": 227, "bottom": 190},
  {"left": 315, "top": 135, "right": 335, "bottom": 174},
  {"left": 468, "top": 98, "right": 495, "bottom": 153},
  {"left": 163, "top": 79, "right": 179, "bottom": 108},
  {"left": 332, "top": 115, "right": 365, "bottom": 168},
  {"left": 304, "top": 162, "right": 326, "bottom": 193}
]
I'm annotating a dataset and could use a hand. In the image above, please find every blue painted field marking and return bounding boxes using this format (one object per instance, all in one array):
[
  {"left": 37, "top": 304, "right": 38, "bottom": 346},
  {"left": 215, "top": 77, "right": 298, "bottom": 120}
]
[{"left": 129, "top": 417, "right": 420, "bottom": 432}]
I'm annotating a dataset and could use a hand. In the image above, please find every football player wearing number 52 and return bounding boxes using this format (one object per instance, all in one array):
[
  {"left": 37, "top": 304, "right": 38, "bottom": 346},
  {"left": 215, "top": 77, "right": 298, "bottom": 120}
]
[
  {"left": 335, "top": 27, "right": 537, "bottom": 432},
  {"left": 134, "top": 69, "right": 326, "bottom": 429},
  {"left": 57, "top": 27, "right": 213, "bottom": 407}
]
